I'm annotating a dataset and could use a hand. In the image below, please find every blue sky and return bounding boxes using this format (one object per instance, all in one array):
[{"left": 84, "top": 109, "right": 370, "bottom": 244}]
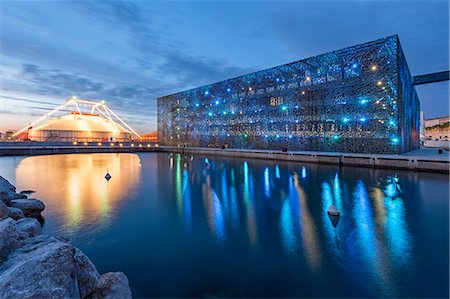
[{"left": 1, "top": 0, "right": 448, "bottom": 133}]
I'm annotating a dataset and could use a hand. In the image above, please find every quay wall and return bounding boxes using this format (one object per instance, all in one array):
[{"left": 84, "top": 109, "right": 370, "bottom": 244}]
[
  {"left": 1, "top": 142, "right": 448, "bottom": 173},
  {"left": 0, "top": 142, "right": 158, "bottom": 156},
  {"left": 159, "top": 146, "right": 450, "bottom": 173}
]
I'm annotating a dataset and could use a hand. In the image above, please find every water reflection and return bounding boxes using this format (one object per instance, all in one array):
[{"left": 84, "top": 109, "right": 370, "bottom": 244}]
[
  {"left": 2, "top": 152, "right": 447, "bottom": 298},
  {"left": 280, "top": 177, "right": 300, "bottom": 259},
  {"left": 243, "top": 161, "right": 258, "bottom": 246},
  {"left": 15, "top": 153, "right": 141, "bottom": 234},
  {"left": 292, "top": 172, "right": 321, "bottom": 271}
]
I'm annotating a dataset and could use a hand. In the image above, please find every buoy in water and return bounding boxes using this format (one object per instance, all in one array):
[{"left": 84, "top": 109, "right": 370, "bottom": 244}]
[
  {"left": 327, "top": 204, "right": 340, "bottom": 228},
  {"left": 105, "top": 172, "right": 111, "bottom": 181},
  {"left": 327, "top": 204, "right": 340, "bottom": 217}
]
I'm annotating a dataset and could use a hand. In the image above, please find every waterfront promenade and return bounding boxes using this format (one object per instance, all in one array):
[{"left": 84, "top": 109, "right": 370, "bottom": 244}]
[
  {"left": 1, "top": 142, "right": 448, "bottom": 173},
  {"left": 161, "top": 146, "right": 450, "bottom": 173},
  {"left": 0, "top": 141, "right": 158, "bottom": 156}
]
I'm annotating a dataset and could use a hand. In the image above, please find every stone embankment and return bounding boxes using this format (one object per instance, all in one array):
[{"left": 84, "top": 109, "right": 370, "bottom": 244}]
[{"left": 0, "top": 176, "right": 132, "bottom": 298}]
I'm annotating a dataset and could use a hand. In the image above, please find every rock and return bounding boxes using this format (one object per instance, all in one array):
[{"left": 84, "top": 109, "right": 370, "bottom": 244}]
[
  {"left": 87, "top": 272, "right": 132, "bottom": 299},
  {"left": 16, "top": 218, "right": 42, "bottom": 239},
  {"left": 15, "top": 193, "right": 28, "bottom": 199},
  {"left": 0, "top": 235, "right": 80, "bottom": 298},
  {"left": 0, "top": 176, "right": 17, "bottom": 205},
  {"left": 19, "top": 190, "right": 35, "bottom": 194},
  {"left": 74, "top": 248, "right": 100, "bottom": 298},
  {"left": 0, "top": 218, "right": 19, "bottom": 262},
  {"left": 0, "top": 179, "right": 133, "bottom": 298},
  {"left": 10, "top": 198, "right": 45, "bottom": 217},
  {"left": 8, "top": 207, "right": 24, "bottom": 220},
  {"left": 0, "top": 201, "right": 9, "bottom": 219}
]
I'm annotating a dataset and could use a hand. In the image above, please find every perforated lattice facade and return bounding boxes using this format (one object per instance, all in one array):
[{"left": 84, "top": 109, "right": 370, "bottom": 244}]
[{"left": 157, "top": 35, "right": 420, "bottom": 154}]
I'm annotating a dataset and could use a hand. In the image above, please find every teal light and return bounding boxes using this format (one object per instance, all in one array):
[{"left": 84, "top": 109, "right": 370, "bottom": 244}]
[
  {"left": 392, "top": 137, "right": 399, "bottom": 144},
  {"left": 334, "top": 135, "right": 339, "bottom": 140},
  {"left": 281, "top": 106, "right": 287, "bottom": 111},
  {"left": 208, "top": 112, "right": 213, "bottom": 116}
]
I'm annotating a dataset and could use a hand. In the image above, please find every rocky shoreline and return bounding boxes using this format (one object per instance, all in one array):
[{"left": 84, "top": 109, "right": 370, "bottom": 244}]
[{"left": 0, "top": 176, "right": 132, "bottom": 298}]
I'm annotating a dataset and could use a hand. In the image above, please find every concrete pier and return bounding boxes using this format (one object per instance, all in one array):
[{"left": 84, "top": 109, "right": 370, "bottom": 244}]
[
  {"left": 159, "top": 146, "right": 450, "bottom": 173},
  {"left": 1, "top": 142, "right": 448, "bottom": 173},
  {"left": 0, "top": 142, "right": 158, "bottom": 156}
]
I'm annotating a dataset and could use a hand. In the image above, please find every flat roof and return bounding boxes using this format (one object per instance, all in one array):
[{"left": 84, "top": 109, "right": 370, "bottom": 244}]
[{"left": 158, "top": 34, "right": 399, "bottom": 100}]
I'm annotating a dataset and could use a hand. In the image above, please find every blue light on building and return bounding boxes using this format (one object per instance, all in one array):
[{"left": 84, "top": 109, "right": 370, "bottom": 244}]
[{"left": 158, "top": 35, "right": 420, "bottom": 154}]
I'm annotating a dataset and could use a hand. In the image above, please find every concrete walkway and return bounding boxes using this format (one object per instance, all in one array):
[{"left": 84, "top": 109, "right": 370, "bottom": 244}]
[{"left": 160, "top": 146, "right": 450, "bottom": 173}]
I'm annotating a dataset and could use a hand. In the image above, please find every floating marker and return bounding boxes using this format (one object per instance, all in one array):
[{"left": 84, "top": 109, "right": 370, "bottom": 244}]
[
  {"left": 327, "top": 204, "right": 340, "bottom": 217},
  {"left": 105, "top": 172, "right": 111, "bottom": 181},
  {"left": 327, "top": 204, "right": 340, "bottom": 228}
]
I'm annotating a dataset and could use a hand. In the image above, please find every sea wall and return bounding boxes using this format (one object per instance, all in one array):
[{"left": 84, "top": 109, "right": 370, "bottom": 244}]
[
  {"left": 0, "top": 176, "right": 132, "bottom": 298},
  {"left": 160, "top": 146, "right": 450, "bottom": 173}
]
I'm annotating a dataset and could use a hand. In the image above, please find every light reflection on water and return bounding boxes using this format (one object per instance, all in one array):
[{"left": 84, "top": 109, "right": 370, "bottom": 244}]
[
  {"left": 0, "top": 152, "right": 448, "bottom": 298},
  {"left": 14, "top": 153, "right": 141, "bottom": 236}
]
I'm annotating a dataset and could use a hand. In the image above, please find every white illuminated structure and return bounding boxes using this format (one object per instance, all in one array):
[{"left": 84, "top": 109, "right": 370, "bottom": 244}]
[{"left": 14, "top": 97, "right": 142, "bottom": 142}]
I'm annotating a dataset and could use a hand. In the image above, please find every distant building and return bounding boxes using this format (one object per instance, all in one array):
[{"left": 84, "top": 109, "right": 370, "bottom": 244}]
[
  {"left": 141, "top": 131, "right": 158, "bottom": 142},
  {"left": 14, "top": 98, "right": 141, "bottom": 142},
  {"left": 424, "top": 115, "right": 450, "bottom": 143},
  {"left": 27, "top": 113, "right": 132, "bottom": 142},
  {"left": 158, "top": 35, "right": 420, "bottom": 154},
  {"left": 424, "top": 116, "right": 450, "bottom": 128}
]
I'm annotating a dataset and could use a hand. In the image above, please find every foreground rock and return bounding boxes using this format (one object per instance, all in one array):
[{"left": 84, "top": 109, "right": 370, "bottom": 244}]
[
  {"left": 10, "top": 198, "right": 45, "bottom": 218},
  {"left": 0, "top": 176, "right": 132, "bottom": 298},
  {"left": 0, "top": 201, "right": 9, "bottom": 219},
  {"left": 8, "top": 207, "right": 24, "bottom": 220},
  {"left": 0, "top": 177, "right": 17, "bottom": 206},
  {"left": 15, "top": 218, "right": 42, "bottom": 239},
  {"left": 0, "top": 218, "right": 19, "bottom": 262},
  {"left": 88, "top": 272, "right": 132, "bottom": 299}
]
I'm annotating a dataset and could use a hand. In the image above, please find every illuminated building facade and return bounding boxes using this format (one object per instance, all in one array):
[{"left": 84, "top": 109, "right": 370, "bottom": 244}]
[{"left": 157, "top": 35, "right": 420, "bottom": 154}]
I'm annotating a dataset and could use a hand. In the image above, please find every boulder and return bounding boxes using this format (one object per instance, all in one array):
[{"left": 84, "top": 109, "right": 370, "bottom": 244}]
[
  {"left": 19, "top": 190, "right": 35, "bottom": 194},
  {"left": 15, "top": 193, "right": 28, "bottom": 199},
  {"left": 8, "top": 207, "right": 24, "bottom": 220},
  {"left": 0, "top": 176, "right": 17, "bottom": 205},
  {"left": 0, "top": 218, "right": 19, "bottom": 262},
  {"left": 0, "top": 235, "right": 80, "bottom": 298},
  {"left": 0, "top": 235, "right": 108, "bottom": 299},
  {"left": 10, "top": 198, "right": 45, "bottom": 218},
  {"left": 16, "top": 218, "right": 42, "bottom": 239},
  {"left": 0, "top": 201, "right": 9, "bottom": 219},
  {"left": 74, "top": 248, "right": 100, "bottom": 298},
  {"left": 87, "top": 272, "right": 132, "bottom": 299}
]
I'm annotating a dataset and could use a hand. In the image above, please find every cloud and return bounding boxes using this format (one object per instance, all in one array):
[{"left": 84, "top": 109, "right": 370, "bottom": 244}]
[
  {"left": 0, "top": 109, "right": 44, "bottom": 117},
  {"left": 155, "top": 50, "right": 255, "bottom": 91},
  {"left": 22, "top": 64, "right": 105, "bottom": 94},
  {"left": 0, "top": 95, "right": 57, "bottom": 106},
  {"left": 15, "top": 63, "right": 166, "bottom": 116}
]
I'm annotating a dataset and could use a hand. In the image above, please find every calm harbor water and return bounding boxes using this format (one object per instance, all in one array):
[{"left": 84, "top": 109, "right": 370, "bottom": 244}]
[{"left": 0, "top": 152, "right": 448, "bottom": 298}]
